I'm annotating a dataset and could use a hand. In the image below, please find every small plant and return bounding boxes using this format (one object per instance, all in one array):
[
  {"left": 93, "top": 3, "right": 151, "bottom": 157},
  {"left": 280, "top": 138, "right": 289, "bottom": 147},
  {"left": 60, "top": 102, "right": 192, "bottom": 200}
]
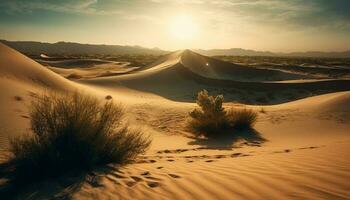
[
  {"left": 188, "top": 90, "right": 257, "bottom": 137},
  {"left": 226, "top": 108, "right": 258, "bottom": 130},
  {"left": 188, "top": 90, "right": 227, "bottom": 135},
  {"left": 260, "top": 107, "right": 266, "bottom": 113},
  {"left": 8, "top": 91, "right": 151, "bottom": 181}
]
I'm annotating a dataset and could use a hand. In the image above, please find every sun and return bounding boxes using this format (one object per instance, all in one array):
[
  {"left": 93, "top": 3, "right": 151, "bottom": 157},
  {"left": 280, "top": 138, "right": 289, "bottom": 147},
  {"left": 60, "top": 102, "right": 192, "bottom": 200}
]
[{"left": 169, "top": 14, "right": 198, "bottom": 40}]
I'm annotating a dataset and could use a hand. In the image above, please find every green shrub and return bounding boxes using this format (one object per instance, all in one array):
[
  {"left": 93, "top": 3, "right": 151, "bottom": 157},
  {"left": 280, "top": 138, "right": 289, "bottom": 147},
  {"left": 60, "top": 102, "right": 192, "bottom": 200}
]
[
  {"left": 9, "top": 92, "right": 151, "bottom": 180},
  {"left": 188, "top": 90, "right": 257, "bottom": 137}
]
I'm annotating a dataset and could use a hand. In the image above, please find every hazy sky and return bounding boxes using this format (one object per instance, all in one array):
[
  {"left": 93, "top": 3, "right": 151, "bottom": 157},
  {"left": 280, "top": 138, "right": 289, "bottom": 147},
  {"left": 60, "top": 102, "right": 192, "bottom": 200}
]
[{"left": 0, "top": 0, "right": 349, "bottom": 52}]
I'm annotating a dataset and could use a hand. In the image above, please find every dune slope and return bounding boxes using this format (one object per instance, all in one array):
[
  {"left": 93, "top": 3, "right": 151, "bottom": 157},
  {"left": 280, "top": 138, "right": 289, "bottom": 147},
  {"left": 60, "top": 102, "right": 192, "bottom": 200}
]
[
  {"left": 84, "top": 50, "right": 350, "bottom": 103},
  {"left": 0, "top": 43, "right": 73, "bottom": 153}
]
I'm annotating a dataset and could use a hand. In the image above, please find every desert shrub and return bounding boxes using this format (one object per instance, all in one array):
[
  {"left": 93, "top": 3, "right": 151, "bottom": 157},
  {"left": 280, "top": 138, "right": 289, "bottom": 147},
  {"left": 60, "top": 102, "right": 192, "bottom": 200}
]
[
  {"left": 188, "top": 90, "right": 227, "bottom": 135},
  {"left": 259, "top": 107, "right": 266, "bottom": 113},
  {"left": 9, "top": 92, "right": 151, "bottom": 180},
  {"left": 188, "top": 90, "right": 257, "bottom": 136},
  {"left": 226, "top": 108, "right": 258, "bottom": 130}
]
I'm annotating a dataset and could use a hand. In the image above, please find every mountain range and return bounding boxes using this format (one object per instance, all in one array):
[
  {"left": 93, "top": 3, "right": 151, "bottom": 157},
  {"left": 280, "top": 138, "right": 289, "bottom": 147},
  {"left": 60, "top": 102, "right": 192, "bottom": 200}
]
[{"left": 1, "top": 40, "right": 350, "bottom": 58}]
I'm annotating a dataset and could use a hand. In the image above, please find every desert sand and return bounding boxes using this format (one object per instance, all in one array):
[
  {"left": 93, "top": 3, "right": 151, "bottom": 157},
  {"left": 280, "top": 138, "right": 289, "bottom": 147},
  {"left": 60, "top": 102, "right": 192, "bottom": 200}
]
[{"left": 0, "top": 43, "right": 349, "bottom": 199}]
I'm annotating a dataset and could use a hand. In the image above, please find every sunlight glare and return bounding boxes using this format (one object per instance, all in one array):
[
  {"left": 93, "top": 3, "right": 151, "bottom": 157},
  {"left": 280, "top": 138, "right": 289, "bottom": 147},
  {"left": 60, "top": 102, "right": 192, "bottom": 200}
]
[{"left": 169, "top": 14, "right": 198, "bottom": 40}]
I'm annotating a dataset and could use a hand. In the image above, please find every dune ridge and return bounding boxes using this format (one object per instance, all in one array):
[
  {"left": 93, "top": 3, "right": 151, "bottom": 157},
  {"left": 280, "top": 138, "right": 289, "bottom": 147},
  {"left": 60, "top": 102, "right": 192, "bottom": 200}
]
[{"left": 84, "top": 49, "right": 350, "bottom": 103}]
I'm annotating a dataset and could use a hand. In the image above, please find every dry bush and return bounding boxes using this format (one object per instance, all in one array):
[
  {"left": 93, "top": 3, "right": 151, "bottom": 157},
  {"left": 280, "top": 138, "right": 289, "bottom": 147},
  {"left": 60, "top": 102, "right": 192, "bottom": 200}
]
[
  {"left": 188, "top": 90, "right": 227, "bottom": 135},
  {"left": 188, "top": 90, "right": 257, "bottom": 137},
  {"left": 226, "top": 108, "right": 258, "bottom": 130},
  {"left": 9, "top": 91, "right": 151, "bottom": 180}
]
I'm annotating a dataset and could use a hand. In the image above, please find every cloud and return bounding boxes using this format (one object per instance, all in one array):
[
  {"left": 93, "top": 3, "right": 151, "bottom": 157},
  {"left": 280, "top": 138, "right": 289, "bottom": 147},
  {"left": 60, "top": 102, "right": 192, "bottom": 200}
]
[{"left": 0, "top": 0, "right": 123, "bottom": 15}]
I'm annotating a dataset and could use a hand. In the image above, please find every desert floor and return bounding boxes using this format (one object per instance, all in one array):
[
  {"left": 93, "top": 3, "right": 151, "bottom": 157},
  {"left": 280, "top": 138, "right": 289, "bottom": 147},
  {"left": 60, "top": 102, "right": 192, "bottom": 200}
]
[{"left": 1, "top": 43, "right": 350, "bottom": 200}]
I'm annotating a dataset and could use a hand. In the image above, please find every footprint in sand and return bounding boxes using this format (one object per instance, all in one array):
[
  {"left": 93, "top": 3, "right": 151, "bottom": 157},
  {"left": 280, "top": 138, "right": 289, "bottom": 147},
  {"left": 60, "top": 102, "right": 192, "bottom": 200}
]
[
  {"left": 299, "top": 146, "right": 319, "bottom": 150},
  {"left": 187, "top": 160, "right": 193, "bottom": 163},
  {"left": 147, "top": 181, "right": 159, "bottom": 188},
  {"left": 168, "top": 174, "right": 181, "bottom": 179},
  {"left": 126, "top": 181, "right": 137, "bottom": 187},
  {"left": 166, "top": 159, "right": 175, "bottom": 162},
  {"left": 156, "top": 167, "right": 163, "bottom": 169},
  {"left": 131, "top": 176, "right": 143, "bottom": 182},
  {"left": 141, "top": 171, "right": 150, "bottom": 176},
  {"left": 205, "top": 160, "right": 215, "bottom": 162},
  {"left": 215, "top": 155, "right": 226, "bottom": 159},
  {"left": 231, "top": 153, "right": 242, "bottom": 157},
  {"left": 273, "top": 149, "right": 292, "bottom": 154}
]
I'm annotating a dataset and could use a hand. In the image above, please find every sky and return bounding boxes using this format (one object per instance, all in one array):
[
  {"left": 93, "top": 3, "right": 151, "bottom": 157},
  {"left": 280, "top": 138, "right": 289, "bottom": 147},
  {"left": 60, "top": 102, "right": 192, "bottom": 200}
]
[{"left": 0, "top": 0, "right": 349, "bottom": 52}]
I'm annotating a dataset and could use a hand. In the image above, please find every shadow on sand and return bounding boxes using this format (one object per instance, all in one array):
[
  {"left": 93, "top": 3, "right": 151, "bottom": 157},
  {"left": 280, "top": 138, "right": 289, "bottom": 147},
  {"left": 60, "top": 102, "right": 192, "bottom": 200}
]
[
  {"left": 188, "top": 128, "right": 267, "bottom": 149},
  {"left": 0, "top": 163, "right": 116, "bottom": 200}
]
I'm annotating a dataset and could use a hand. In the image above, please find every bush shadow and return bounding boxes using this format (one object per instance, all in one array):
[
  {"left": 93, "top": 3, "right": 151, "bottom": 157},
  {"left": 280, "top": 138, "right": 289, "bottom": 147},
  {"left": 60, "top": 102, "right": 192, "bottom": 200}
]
[
  {"left": 0, "top": 163, "right": 118, "bottom": 200},
  {"left": 188, "top": 128, "right": 267, "bottom": 149}
]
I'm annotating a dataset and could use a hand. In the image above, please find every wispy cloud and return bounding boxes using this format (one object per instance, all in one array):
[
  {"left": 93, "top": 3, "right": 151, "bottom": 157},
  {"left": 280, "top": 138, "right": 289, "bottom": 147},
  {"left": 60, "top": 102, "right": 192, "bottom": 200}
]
[{"left": 0, "top": 0, "right": 122, "bottom": 15}]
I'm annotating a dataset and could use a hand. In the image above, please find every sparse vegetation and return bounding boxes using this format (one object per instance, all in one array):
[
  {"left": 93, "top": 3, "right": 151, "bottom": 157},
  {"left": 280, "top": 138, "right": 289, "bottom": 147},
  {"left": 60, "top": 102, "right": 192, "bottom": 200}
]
[
  {"left": 226, "top": 108, "right": 258, "bottom": 130},
  {"left": 260, "top": 107, "right": 266, "bottom": 113},
  {"left": 8, "top": 92, "right": 151, "bottom": 181},
  {"left": 188, "top": 90, "right": 258, "bottom": 137}
]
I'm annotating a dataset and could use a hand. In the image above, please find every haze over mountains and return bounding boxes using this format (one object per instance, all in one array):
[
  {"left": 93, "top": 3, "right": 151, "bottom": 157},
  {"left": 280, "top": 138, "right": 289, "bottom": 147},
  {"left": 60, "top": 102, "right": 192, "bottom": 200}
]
[
  {"left": 0, "top": 40, "right": 166, "bottom": 55},
  {"left": 195, "top": 48, "right": 350, "bottom": 58},
  {"left": 2, "top": 39, "right": 350, "bottom": 58}
]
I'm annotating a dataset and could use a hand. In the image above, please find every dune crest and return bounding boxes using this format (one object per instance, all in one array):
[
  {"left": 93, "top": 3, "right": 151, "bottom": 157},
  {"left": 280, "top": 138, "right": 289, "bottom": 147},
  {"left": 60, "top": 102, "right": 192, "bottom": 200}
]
[
  {"left": 0, "top": 43, "right": 72, "bottom": 90},
  {"left": 84, "top": 49, "right": 350, "bottom": 103}
]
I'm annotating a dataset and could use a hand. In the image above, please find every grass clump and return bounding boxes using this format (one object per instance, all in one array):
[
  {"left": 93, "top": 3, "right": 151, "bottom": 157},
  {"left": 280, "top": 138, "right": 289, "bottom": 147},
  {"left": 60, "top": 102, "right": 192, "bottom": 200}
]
[
  {"left": 9, "top": 91, "right": 151, "bottom": 181},
  {"left": 226, "top": 108, "right": 258, "bottom": 130},
  {"left": 188, "top": 90, "right": 257, "bottom": 137}
]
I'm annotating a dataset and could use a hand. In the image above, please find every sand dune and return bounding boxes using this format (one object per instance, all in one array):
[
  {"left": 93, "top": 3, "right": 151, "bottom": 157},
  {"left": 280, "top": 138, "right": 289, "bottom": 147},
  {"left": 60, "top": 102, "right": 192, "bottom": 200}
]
[
  {"left": 0, "top": 43, "right": 73, "bottom": 153},
  {"left": 1, "top": 43, "right": 349, "bottom": 199},
  {"left": 0, "top": 43, "right": 72, "bottom": 90},
  {"left": 84, "top": 49, "right": 350, "bottom": 103}
]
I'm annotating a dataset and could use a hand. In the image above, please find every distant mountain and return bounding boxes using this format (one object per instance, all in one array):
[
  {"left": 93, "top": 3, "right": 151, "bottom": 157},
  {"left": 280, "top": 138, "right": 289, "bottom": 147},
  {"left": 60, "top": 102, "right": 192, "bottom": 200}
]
[
  {"left": 2, "top": 40, "right": 349, "bottom": 58},
  {"left": 193, "top": 48, "right": 275, "bottom": 57},
  {"left": 193, "top": 48, "right": 350, "bottom": 58},
  {"left": 0, "top": 40, "right": 168, "bottom": 55}
]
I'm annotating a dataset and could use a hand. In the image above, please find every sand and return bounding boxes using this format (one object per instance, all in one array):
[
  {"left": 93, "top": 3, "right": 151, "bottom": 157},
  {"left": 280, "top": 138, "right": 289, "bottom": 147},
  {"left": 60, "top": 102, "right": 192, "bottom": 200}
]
[{"left": 1, "top": 43, "right": 349, "bottom": 199}]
